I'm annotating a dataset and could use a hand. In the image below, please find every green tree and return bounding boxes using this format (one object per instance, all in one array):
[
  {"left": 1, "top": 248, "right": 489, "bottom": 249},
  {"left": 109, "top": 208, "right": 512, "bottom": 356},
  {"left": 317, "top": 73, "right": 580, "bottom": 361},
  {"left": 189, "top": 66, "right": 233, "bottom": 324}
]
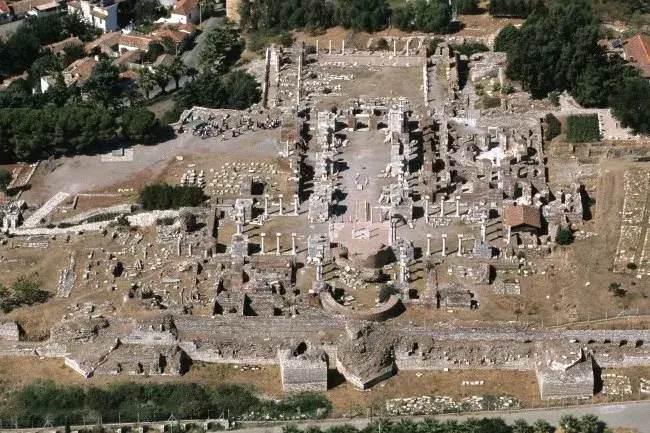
[
  {"left": 455, "top": 0, "right": 478, "bottom": 14},
  {"left": 61, "top": 43, "right": 86, "bottom": 67},
  {"left": 153, "top": 66, "right": 171, "bottom": 94},
  {"left": 82, "top": 59, "right": 122, "bottom": 108},
  {"left": 394, "top": 0, "right": 452, "bottom": 33},
  {"left": 559, "top": 415, "right": 580, "bottom": 433},
  {"left": 512, "top": 419, "right": 531, "bottom": 433},
  {"left": 11, "top": 278, "right": 49, "bottom": 306},
  {"left": 0, "top": 169, "right": 12, "bottom": 192},
  {"left": 579, "top": 414, "right": 602, "bottom": 433},
  {"left": 167, "top": 56, "right": 187, "bottom": 90},
  {"left": 494, "top": 24, "right": 520, "bottom": 53},
  {"left": 334, "top": 0, "right": 391, "bottom": 32},
  {"left": 123, "top": 87, "right": 144, "bottom": 107},
  {"left": 138, "top": 68, "right": 156, "bottom": 99},
  {"left": 610, "top": 76, "right": 650, "bottom": 135},
  {"left": 532, "top": 419, "right": 552, "bottom": 433},
  {"left": 198, "top": 20, "right": 243, "bottom": 74},
  {"left": 121, "top": 107, "right": 158, "bottom": 144}
]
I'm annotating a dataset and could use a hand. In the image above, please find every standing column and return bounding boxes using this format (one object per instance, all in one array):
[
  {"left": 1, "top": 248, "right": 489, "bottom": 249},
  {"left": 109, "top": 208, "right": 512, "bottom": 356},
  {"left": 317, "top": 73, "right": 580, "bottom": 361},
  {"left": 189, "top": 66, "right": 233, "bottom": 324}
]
[
  {"left": 276, "top": 233, "right": 281, "bottom": 255},
  {"left": 342, "top": 40, "right": 345, "bottom": 55},
  {"left": 481, "top": 218, "right": 487, "bottom": 242},
  {"left": 426, "top": 234, "right": 432, "bottom": 257},
  {"left": 455, "top": 196, "right": 461, "bottom": 217},
  {"left": 424, "top": 195, "right": 430, "bottom": 224},
  {"left": 393, "top": 40, "right": 397, "bottom": 56},
  {"left": 293, "top": 194, "right": 299, "bottom": 215},
  {"left": 260, "top": 233, "right": 266, "bottom": 254},
  {"left": 441, "top": 234, "right": 447, "bottom": 256},
  {"left": 387, "top": 218, "right": 393, "bottom": 246},
  {"left": 278, "top": 194, "right": 284, "bottom": 216},
  {"left": 315, "top": 259, "right": 322, "bottom": 282},
  {"left": 291, "top": 233, "right": 296, "bottom": 255},
  {"left": 329, "top": 40, "right": 332, "bottom": 54},
  {"left": 457, "top": 234, "right": 463, "bottom": 257},
  {"left": 316, "top": 39, "right": 319, "bottom": 54},
  {"left": 264, "top": 195, "right": 269, "bottom": 218},
  {"left": 440, "top": 197, "right": 445, "bottom": 217},
  {"left": 507, "top": 225, "right": 512, "bottom": 245}
]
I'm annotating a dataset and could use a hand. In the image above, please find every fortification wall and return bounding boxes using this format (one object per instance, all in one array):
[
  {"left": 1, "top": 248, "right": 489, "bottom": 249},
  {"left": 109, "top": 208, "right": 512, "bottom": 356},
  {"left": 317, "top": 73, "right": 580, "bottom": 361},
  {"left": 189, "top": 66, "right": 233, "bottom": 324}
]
[
  {"left": 178, "top": 342, "right": 277, "bottom": 365},
  {"left": 396, "top": 357, "right": 532, "bottom": 371}
]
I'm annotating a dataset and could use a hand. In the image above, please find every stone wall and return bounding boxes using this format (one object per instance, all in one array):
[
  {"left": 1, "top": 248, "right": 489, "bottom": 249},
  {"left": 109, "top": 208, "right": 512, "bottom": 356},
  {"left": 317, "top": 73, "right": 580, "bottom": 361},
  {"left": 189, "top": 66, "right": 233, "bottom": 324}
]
[
  {"left": 278, "top": 349, "right": 328, "bottom": 392},
  {"left": 336, "top": 356, "right": 394, "bottom": 389},
  {"left": 0, "top": 321, "right": 19, "bottom": 341},
  {"left": 225, "top": 0, "right": 241, "bottom": 22},
  {"left": 320, "top": 291, "right": 403, "bottom": 321}
]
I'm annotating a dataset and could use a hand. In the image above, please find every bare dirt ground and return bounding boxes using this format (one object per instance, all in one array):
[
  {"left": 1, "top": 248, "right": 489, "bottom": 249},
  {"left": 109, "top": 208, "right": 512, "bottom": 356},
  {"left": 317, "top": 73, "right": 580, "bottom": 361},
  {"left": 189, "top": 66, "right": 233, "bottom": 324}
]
[{"left": 20, "top": 127, "right": 285, "bottom": 203}]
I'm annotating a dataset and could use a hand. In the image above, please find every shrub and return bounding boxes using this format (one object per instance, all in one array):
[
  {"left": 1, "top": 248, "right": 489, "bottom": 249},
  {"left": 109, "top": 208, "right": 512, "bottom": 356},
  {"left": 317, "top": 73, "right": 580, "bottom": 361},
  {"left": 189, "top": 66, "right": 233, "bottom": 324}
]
[
  {"left": 627, "top": 262, "right": 638, "bottom": 270},
  {"left": 323, "top": 87, "right": 332, "bottom": 94},
  {"left": 0, "top": 279, "right": 49, "bottom": 313},
  {"left": 375, "top": 38, "right": 389, "bottom": 51},
  {"left": 476, "top": 96, "right": 501, "bottom": 109},
  {"left": 609, "top": 282, "right": 626, "bottom": 297},
  {"left": 378, "top": 283, "right": 397, "bottom": 303},
  {"left": 279, "top": 31, "right": 293, "bottom": 47},
  {"left": 156, "top": 216, "right": 175, "bottom": 226},
  {"left": 556, "top": 227, "right": 574, "bottom": 245},
  {"left": 545, "top": 113, "right": 562, "bottom": 141},
  {"left": 139, "top": 183, "right": 205, "bottom": 210},
  {"left": 0, "top": 169, "right": 12, "bottom": 192},
  {"left": 451, "top": 42, "right": 490, "bottom": 57},
  {"left": 565, "top": 114, "right": 601, "bottom": 143},
  {"left": 428, "top": 38, "right": 444, "bottom": 55},
  {"left": 548, "top": 91, "right": 560, "bottom": 107}
]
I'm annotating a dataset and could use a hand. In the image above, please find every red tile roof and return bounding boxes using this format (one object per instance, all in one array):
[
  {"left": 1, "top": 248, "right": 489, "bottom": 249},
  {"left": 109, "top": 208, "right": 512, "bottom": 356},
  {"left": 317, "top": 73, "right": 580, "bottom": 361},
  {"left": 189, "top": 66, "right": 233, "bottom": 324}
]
[
  {"left": 63, "top": 57, "right": 98, "bottom": 86},
  {"left": 0, "top": 0, "right": 10, "bottom": 14},
  {"left": 152, "top": 28, "right": 188, "bottom": 43},
  {"left": 624, "top": 34, "right": 650, "bottom": 65},
  {"left": 503, "top": 204, "right": 541, "bottom": 229},
  {"left": 173, "top": 0, "right": 197, "bottom": 16},
  {"left": 9, "top": 0, "right": 51, "bottom": 14},
  {"left": 179, "top": 22, "right": 197, "bottom": 33},
  {"left": 120, "top": 70, "right": 140, "bottom": 80},
  {"left": 45, "top": 36, "right": 83, "bottom": 55},
  {"left": 85, "top": 32, "right": 152, "bottom": 52}
]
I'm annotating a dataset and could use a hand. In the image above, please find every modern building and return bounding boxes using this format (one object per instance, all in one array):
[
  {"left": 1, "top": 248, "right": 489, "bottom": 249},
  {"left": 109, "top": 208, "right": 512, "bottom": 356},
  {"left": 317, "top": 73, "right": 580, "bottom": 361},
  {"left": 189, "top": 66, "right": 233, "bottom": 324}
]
[
  {"left": 169, "top": 0, "right": 198, "bottom": 24},
  {"left": 68, "top": 0, "right": 119, "bottom": 32},
  {"left": 40, "top": 56, "right": 98, "bottom": 93},
  {"left": 622, "top": 33, "right": 650, "bottom": 78}
]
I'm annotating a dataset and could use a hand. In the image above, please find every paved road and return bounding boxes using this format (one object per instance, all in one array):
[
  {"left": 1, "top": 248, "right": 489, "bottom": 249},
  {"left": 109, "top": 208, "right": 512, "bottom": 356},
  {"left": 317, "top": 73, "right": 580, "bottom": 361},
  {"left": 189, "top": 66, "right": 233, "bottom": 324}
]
[
  {"left": 182, "top": 15, "right": 223, "bottom": 70},
  {"left": 231, "top": 402, "right": 650, "bottom": 433},
  {"left": 144, "top": 14, "right": 223, "bottom": 99},
  {"left": 6, "top": 403, "right": 650, "bottom": 432}
]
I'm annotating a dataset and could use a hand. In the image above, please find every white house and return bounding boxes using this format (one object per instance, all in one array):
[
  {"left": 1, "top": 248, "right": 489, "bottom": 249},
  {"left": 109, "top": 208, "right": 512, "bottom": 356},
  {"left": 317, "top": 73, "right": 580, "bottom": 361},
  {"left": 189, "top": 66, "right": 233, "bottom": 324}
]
[
  {"left": 169, "top": 0, "right": 199, "bottom": 24},
  {"left": 68, "top": 0, "right": 119, "bottom": 32}
]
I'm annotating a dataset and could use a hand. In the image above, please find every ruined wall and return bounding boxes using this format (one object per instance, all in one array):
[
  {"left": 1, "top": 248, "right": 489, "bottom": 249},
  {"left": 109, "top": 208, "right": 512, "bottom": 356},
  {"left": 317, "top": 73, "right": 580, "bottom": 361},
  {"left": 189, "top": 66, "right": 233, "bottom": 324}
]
[
  {"left": 336, "top": 356, "right": 393, "bottom": 389},
  {"left": 320, "top": 291, "right": 403, "bottom": 322},
  {"left": 179, "top": 342, "right": 278, "bottom": 365},
  {"left": 0, "top": 322, "right": 19, "bottom": 341},
  {"left": 278, "top": 349, "right": 328, "bottom": 392},
  {"left": 225, "top": 0, "right": 241, "bottom": 22}
]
